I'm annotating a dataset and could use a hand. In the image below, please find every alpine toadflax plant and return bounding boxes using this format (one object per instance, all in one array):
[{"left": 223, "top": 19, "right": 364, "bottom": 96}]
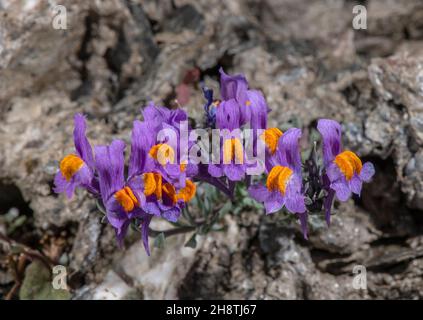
[{"left": 54, "top": 68, "right": 375, "bottom": 255}]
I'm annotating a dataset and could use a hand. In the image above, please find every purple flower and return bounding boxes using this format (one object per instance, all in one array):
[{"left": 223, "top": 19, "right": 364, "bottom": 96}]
[
  {"left": 247, "top": 90, "right": 268, "bottom": 132},
  {"left": 141, "top": 103, "right": 198, "bottom": 186},
  {"left": 94, "top": 104, "right": 200, "bottom": 254},
  {"left": 220, "top": 68, "right": 249, "bottom": 120},
  {"left": 215, "top": 98, "right": 243, "bottom": 131},
  {"left": 143, "top": 102, "right": 188, "bottom": 132},
  {"left": 208, "top": 99, "right": 248, "bottom": 181},
  {"left": 249, "top": 128, "right": 307, "bottom": 238},
  {"left": 140, "top": 104, "right": 199, "bottom": 185},
  {"left": 128, "top": 119, "right": 156, "bottom": 179},
  {"left": 317, "top": 119, "right": 375, "bottom": 225},
  {"left": 124, "top": 107, "right": 198, "bottom": 246},
  {"left": 202, "top": 86, "right": 218, "bottom": 127},
  {"left": 208, "top": 136, "right": 247, "bottom": 181},
  {"left": 219, "top": 68, "right": 268, "bottom": 130},
  {"left": 94, "top": 139, "right": 151, "bottom": 252},
  {"left": 54, "top": 114, "right": 98, "bottom": 198}
]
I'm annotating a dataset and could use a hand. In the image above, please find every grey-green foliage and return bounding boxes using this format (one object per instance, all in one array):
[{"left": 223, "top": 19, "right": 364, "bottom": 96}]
[
  {"left": 153, "top": 232, "right": 166, "bottom": 249},
  {"left": 19, "top": 261, "right": 71, "bottom": 300}
]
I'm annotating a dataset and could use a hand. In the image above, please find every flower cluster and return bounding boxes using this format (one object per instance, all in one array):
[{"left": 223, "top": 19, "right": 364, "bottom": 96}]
[{"left": 54, "top": 68, "right": 375, "bottom": 255}]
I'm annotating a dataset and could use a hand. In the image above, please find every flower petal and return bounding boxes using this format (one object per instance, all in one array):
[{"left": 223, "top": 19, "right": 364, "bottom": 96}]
[
  {"left": 143, "top": 201, "right": 161, "bottom": 217},
  {"left": 208, "top": 164, "right": 223, "bottom": 178},
  {"left": 285, "top": 193, "right": 306, "bottom": 214},
  {"left": 277, "top": 128, "right": 302, "bottom": 173},
  {"left": 247, "top": 90, "right": 267, "bottom": 130},
  {"left": 265, "top": 192, "right": 285, "bottom": 214},
  {"left": 73, "top": 113, "right": 95, "bottom": 168},
  {"left": 106, "top": 209, "right": 127, "bottom": 230},
  {"left": 216, "top": 99, "right": 242, "bottom": 130},
  {"left": 219, "top": 67, "right": 249, "bottom": 107},
  {"left": 284, "top": 176, "right": 306, "bottom": 214},
  {"left": 298, "top": 212, "right": 308, "bottom": 240},
  {"left": 162, "top": 207, "right": 181, "bottom": 222},
  {"left": 326, "top": 162, "right": 343, "bottom": 183},
  {"left": 359, "top": 162, "right": 375, "bottom": 182},
  {"left": 74, "top": 163, "right": 93, "bottom": 186},
  {"left": 331, "top": 181, "right": 351, "bottom": 202},
  {"left": 349, "top": 174, "right": 362, "bottom": 195},
  {"left": 248, "top": 184, "right": 270, "bottom": 202},
  {"left": 223, "top": 164, "right": 245, "bottom": 181},
  {"left": 317, "top": 119, "right": 342, "bottom": 165},
  {"left": 142, "top": 102, "right": 171, "bottom": 130},
  {"left": 128, "top": 120, "right": 155, "bottom": 178},
  {"left": 185, "top": 163, "right": 198, "bottom": 177},
  {"left": 53, "top": 172, "right": 76, "bottom": 199},
  {"left": 115, "top": 219, "right": 130, "bottom": 248},
  {"left": 95, "top": 140, "right": 126, "bottom": 203}
]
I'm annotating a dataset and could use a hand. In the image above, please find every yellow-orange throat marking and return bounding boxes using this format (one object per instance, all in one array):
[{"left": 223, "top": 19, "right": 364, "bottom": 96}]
[
  {"left": 266, "top": 165, "right": 293, "bottom": 195},
  {"left": 333, "top": 150, "right": 362, "bottom": 181},
  {"left": 143, "top": 172, "right": 163, "bottom": 199},
  {"left": 223, "top": 138, "right": 244, "bottom": 164},
  {"left": 162, "top": 180, "right": 197, "bottom": 205},
  {"left": 143, "top": 173, "right": 196, "bottom": 205},
  {"left": 60, "top": 154, "right": 84, "bottom": 181},
  {"left": 149, "top": 143, "right": 175, "bottom": 165},
  {"left": 261, "top": 128, "right": 283, "bottom": 155},
  {"left": 177, "top": 180, "right": 196, "bottom": 202},
  {"left": 114, "top": 186, "right": 139, "bottom": 213},
  {"left": 162, "top": 182, "right": 177, "bottom": 204}
]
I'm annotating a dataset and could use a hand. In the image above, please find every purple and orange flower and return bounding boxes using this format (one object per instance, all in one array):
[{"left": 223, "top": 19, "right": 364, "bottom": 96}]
[
  {"left": 219, "top": 68, "right": 268, "bottom": 131},
  {"left": 94, "top": 139, "right": 149, "bottom": 250},
  {"left": 249, "top": 128, "right": 308, "bottom": 238},
  {"left": 54, "top": 114, "right": 98, "bottom": 198},
  {"left": 317, "top": 119, "right": 375, "bottom": 225},
  {"left": 94, "top": 108, "right": 198, "bottom": 254},
  {"left": 54, "top": 69, "right": 376, "bottom": 256}
]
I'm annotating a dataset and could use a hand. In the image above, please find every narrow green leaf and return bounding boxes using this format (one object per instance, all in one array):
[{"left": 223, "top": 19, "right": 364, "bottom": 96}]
[
  {"left": 184, "top": 233, "right": 197, "bottom": 248},
  {"left": 304, "top": 197, "right": 313, "bottom": 206},
  {"left": 219, "top": 201, "right": 233, "bottom": 215},
  {"left": 154, "top": 232, "right": 166, "bottom": 248}
]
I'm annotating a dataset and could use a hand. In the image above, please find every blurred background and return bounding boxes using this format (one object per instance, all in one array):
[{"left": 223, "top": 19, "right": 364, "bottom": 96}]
[{"left": 1, "top": 0, "right": 423, "bottom": 299}]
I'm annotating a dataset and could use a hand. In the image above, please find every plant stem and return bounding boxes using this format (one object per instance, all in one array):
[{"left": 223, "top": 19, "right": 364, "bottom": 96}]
[
  {"left": 196, "top": 176, "right": 233, "bottom": 198},
  {"left": 148, "top": 225, "right": 196, "bottom": 238},
  {"left": 5, "top": 282, "right": 20, "bottom": 300},
  {"left": 0, "top": 232, "right": 54, "bottom": 271}
]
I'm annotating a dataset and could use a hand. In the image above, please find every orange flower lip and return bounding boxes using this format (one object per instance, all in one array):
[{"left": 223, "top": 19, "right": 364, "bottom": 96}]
[
  {"left": 60, "top": 154, "right": 84, "bottom": 181},
  {"left": 114, "top": 186, "right": 139, "bottom": 213},
  {"left": 333, "top": 150, "right": 362, "bottom": 181},
  {"left": 261, "top": 128, "right": 283, "bottom": 155},
  {"left": 162, "top": 180, "right": 196, "bottom": 205},
  {"left": 143, "top": 171, "right": 196, "bottom": 205},
  {"left": 149, "top": 143, "right": 175, "bottom": 165},
  {"left": 266, "top": 165, "right": 293, "bottom": 195},
  {"left": 162, "top": 182, "right": 177, "bottom": 204},
  {"left": 143, "top": 172, "right": 163, "bottom": 199},
  {"left": 223, "top": 138, "right": 244, "bottom": 164},
  {"left": 177, "top": 180, "right": 196, "bottom": 203}
]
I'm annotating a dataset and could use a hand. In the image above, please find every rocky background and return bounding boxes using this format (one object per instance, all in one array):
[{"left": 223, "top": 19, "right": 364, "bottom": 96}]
[{"left": 1, "top": 0, "right": 423, "bottom": 299}]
